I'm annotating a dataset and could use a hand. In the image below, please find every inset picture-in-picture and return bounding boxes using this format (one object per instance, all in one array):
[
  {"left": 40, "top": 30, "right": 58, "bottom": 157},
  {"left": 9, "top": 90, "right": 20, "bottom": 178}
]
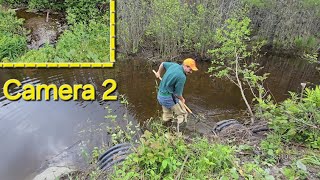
[{"left": 0, "top": 0, "right": 113, "bottom": 63}]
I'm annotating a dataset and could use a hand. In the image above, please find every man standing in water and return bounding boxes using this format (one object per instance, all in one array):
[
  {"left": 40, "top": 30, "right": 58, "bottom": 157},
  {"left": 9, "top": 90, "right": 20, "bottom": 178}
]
[{"left": 155, "top": 58, "right": 198, "bottom": 130}]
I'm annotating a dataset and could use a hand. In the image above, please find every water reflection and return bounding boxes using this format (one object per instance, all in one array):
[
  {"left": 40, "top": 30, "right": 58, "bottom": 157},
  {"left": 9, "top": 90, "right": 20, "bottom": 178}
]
[{"left": 0, "top": 68, "right": 129, "bottom": 180}]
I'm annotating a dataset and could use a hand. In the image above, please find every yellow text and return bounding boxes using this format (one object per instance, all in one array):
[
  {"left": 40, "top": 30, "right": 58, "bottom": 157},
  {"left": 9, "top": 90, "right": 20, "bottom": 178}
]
[{"left": 3, "top": 79, "right": 95, "bottom": 101}]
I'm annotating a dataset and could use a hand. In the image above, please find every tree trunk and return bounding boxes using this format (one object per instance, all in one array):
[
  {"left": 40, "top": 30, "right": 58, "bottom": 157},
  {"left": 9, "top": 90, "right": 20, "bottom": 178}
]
[{"left": 235, "top": 53, "right": 255, "bottom": 124}]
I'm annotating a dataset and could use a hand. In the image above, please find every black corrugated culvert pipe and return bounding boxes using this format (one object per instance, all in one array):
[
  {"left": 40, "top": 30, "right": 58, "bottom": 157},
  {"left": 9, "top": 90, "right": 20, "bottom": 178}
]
[{"left": 98, "top": 143, "right": 133, "bottom": 170}]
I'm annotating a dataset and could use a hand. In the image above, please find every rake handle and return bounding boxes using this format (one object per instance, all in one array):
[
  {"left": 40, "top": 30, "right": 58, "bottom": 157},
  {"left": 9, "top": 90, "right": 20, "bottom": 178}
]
[
  {"left": 153, "top": 70, "right": 162, "bottom": 80},
  {"left": 152, "top": 70, "right": 193, "bottom": 114}
]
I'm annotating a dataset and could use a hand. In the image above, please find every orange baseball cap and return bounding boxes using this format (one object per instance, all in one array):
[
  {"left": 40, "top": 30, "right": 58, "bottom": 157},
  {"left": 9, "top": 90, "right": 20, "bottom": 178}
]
[{"left": 183, "top": 58, "right": 198, "bottom": 71}]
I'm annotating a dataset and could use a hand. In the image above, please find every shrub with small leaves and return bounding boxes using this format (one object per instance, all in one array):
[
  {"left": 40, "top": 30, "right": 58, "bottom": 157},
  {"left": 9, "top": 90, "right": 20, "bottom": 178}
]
[
  {"left": 257, "top": 86, "right": 320, "bottom": 148},
  {"left": 112, "top": 128, "right": 238, "bottom": 180},
  {"left": 0, "top": 7, "right": 27, "bottom": 61},
  {"left": 260, "top": 133, "right": 283, "bottom": 164},
  {"left": 55, "top": 20, "right": 109, "bottom": 62}
]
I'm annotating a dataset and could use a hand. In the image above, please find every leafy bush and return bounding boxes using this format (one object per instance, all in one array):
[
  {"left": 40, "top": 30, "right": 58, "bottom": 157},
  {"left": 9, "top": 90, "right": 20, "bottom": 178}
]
[
  {"left": 0, "top": 33, "right": 27, "bottom": 61},
  {"left": 260, "top": 134, "right": 283, "bottom": 164},
  {"left": 241, "top": 162, "right": 275, "bottom": 180},
  {"left": 65, "top": 0, "right": 106, "bottom": 24},
  {"left": 0, "top": 8, "right": 25, "bottom": 34},
  {"left": 294, "top": 36, "right": 319, "bottom": 54},
  {"left": 18, "top": 44, "right": 56, "bottom": 62},
  {"left": 113, "top": 129, "right": 237, "bottom": 179},
  {"left": 257, "top": 86, "right": 320, "bottom": 148},
  {"left": 28, "top": 0, "right": 65, "bottom": 11},
  {"left": 0, "top": 7, "right": 27, "bottom": 61},
  {"left": 0, "top": 0, "right": 27, "bottom": 7},
  {"left": 184, "top": 4, "right": 218, "bottom": 58},
  {"left": 113, "top": 130, "right": 186, "bottom": 179},
  {"left": 247, "top": 0, "right": 320, "bottom": 53},
  {"left": 208, "top": 17, "right": 267, "bottom": 124},
  {"left": 55, "top": 20, "right": 109, "bottom": 62},
  {"left": 186, "top": 138, "right": 235, "bottom": 179},
  {"left": 282, "top": 160, "right": 308, "bottom": 179},
  {"left": 146, "top": 0, "right": 191, "bottom": 57}
]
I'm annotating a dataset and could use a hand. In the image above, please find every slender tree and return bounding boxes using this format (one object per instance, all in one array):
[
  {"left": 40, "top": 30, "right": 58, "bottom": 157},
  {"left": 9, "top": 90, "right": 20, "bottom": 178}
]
[{"left": 208, "top": 17, "right": 268, "bottom": 124}]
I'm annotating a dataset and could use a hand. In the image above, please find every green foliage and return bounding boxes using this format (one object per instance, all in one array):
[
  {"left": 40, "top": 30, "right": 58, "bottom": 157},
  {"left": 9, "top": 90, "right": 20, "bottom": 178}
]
[
  {"left": 28, "top": 0, "right": 65, "bottom": 11},
  {"left": 243, "top": 0, "right": 268, "bottom": 8},
  {"left": 301, "top": 154, "right": 320, "bottom": 178},
  {"left": 107, "top": 119, "right": 139, "bottom": 145},
  {"left": 117, "top": 0, "right": 246, "bottom": 57},
  {"left": 80, "top": 146, "right": 105, "bottom": 165},
  {"left": 248, "top": 0, "right": 320, "bottom": 52},
  {"left": 104, "top": 96, "right": 140, "bottom": 146},
  {"left": 0, "top": 7, "right": 27, "bottom": 61},
  {"left": 116, "top": 0, "right": 319, "bottom": 57},
  {"left": 17, "top": 20, "right": 109, "bottom": 62},
  {"left": 113, "top": 128, "right": 237, "bottom": 179},
  {"left": 55, "top": 20, "right": 109, "bottom": 62},
  {"left": 116, "top": 0, "right": 149, "bottom": 54},
  {"left": 113, "top": 130, "right": 185, "bottom": 179},
  {"left": 18, "top": 44, "right": 56, "bottom": 62},
  {"left": 65, "top": 0, "right": 106, "bottom": 24},
  {"left": 302, "top": 0, "right": 320, "bottom": 9},
  {"left": 282, "top": 160, "right": 309, "bottom": 180},
  {"left": 208, "top": 17, "right": 252, "bottom": 61},
  {"left": 145, "top": 0, "right": 244, "bottom": 58},
  {"left": 0, "top": 8, "right": 25, "bottom": 34},
  {"left": 257, "top": 86, "right": 320, "bottom": 148},
  {"left": 186, "top": 138, "right": 235, "bottom": 179},
  {"left": 0, "top": 0, "right": 26, "bottom": 7},
  {"left": 91, "top": 146, "right": 105, "bottom": 163},
  {"left": 260, "top": 134, "right": 283, "bottom": 164},
  {"left": 182, "top": 3, "right": 219, "bottom": 58},
  {"left": 146, "top": 0, "right": 191, "bottom": 57},
  {"left": 208, "top": 17, "right": 267, "bottom": 122},
  {"left": 1, "top": 1, "right": 109, "bottom": 63},
  {"left": 294, "top": 36, "right": 318, "bottom": 53},
  {"left": 0, "top": 33, "right": 27, "bottom": 61},
  {"left": 241, "top": 162, "right": 275, "bottom": 180}
]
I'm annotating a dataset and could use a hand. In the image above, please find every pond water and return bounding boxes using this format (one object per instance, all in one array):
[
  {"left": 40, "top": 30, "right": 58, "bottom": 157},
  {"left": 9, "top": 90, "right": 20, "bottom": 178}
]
[
  {"left": 15, "top": 9, "right": 66, "bottom": 49},
  {"left": 0, "top": 57, "right": 319, "bottom": 179},
  {"left": 6, "top": 6, "right": 319, "bottom": 180}
]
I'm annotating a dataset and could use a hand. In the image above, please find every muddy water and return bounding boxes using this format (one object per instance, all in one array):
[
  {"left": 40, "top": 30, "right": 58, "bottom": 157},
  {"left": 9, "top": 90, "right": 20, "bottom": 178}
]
[
  {"left": 0, "top": 57, "right": 319, "bottom": 180},
  {"left": 15, "top": 9, "right": 65, "bottom": 49}
]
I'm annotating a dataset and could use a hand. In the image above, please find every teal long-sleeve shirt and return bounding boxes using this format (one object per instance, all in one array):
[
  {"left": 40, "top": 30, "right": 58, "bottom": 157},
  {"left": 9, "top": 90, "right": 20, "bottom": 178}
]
[{"left": 158, "top": 62, "right": 186, "bottom": 97}]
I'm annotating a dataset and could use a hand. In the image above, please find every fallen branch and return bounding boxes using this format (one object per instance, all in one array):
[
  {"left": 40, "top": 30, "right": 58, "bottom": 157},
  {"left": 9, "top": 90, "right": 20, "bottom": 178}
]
[{"left": 175, "top": 154, "right": 189, "bottom": 180}]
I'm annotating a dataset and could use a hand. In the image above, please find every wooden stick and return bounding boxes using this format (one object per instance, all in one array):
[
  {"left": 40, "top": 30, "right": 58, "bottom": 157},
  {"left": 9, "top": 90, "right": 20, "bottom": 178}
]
[
  {"left": 152, "top": 70, "right": 193, "bottom": 114},
  {"left": 175, "top": 154, "right": 189, "bottom": 180},
  {"left": 152, "top": 70, "right": 162, "bottom": 80}
]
